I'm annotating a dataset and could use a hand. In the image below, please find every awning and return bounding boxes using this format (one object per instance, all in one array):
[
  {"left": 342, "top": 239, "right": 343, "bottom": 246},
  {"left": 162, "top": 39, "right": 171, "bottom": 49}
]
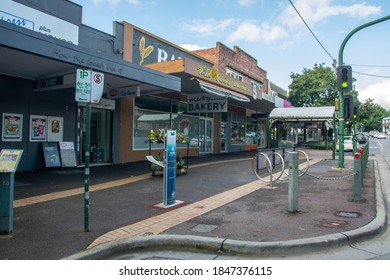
[
  {"left": 269, "top": 106, "right": 336, "bottom": 122},
  {"left": 196, "top": 79, "right": 250, "bottom": 102}
]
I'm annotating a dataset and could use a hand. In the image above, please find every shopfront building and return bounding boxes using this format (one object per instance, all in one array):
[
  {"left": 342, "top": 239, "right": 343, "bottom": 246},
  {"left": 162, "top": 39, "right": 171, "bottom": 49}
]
[{"left": 0, "top": 0, "right": 180, "bottom": 171}]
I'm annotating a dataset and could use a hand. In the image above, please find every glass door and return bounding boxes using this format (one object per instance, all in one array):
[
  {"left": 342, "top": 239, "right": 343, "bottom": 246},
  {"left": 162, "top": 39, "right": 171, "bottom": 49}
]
[
  {"left": 199, "top": 117, "right": 213, "bottom": 154},
  {"left": 78, "top": 106, "right": 113, "bottom": 165}
]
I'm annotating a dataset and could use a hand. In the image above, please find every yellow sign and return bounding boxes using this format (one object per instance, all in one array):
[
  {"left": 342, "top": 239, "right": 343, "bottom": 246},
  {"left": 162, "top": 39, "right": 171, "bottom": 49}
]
[{"left": 0, "top": 150, "right": 23, "bottom": 172}]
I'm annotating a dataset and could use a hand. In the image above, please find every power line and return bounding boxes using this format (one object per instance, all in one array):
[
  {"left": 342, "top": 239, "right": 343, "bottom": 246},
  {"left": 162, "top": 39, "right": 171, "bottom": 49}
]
[
  {"left": 353, "top": 71, "right": 390, "bottom": 78},
  {"left": 350, "top": 63, "right": 390, "bottom": 68},
  {"left": 288, "top": 0, "right": 335, "bottom": 61}
]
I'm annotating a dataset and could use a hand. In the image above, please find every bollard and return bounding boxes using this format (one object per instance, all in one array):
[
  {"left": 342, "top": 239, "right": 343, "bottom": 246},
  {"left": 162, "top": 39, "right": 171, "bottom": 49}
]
[
  {"left": 288, "top": 152, "right": 299, "bottom": 212},
  {"left": 353, "top": 152, "right": 362, "bottom": 202}
]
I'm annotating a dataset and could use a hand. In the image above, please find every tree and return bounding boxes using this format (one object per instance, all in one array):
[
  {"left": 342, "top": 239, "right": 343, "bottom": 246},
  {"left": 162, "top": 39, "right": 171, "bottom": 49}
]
[
  {"left": 288, "top": 63, "right": 338, "bottom": 107},
  {"left": 357, "top": 99, "right": 387, "bottom": 132}
]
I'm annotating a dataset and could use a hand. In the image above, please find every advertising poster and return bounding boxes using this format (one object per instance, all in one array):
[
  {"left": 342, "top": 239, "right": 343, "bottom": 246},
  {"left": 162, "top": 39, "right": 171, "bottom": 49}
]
[
  {"left": 2, "top": 113, "right": 23, "bottom": 142},
  {"left": 59, "top": 142, "right": 77, "bottom": 167},
  {"left": 30, "top": 115, "right": 47, "bottom": 142},
  {"left": 47, "top": 116, "right": 63, "bottom": 142},
  {"left": 42, "top": 142, "right": 61, "bottom": 168}
]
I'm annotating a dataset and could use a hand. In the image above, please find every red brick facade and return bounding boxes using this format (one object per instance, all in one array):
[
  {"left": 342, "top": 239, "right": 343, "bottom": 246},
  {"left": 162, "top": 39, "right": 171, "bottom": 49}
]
[{"left": 194, "top": 42, "right": 269, "bottom": 94}]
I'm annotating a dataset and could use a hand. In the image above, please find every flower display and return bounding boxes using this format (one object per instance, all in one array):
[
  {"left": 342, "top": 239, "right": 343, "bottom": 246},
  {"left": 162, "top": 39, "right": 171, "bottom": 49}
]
[{"left": 148, "top": 129, "right": 165, "bottom": 143}]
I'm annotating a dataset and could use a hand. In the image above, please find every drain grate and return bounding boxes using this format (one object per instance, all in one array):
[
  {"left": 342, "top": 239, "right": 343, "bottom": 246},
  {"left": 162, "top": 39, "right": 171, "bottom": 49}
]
[
  {"left": 318, "top": 220, "right": 348, "bottom": 228},
  {"left": 335, "top": 211, "right": 361, "bottom": 218},
  {"left": 192, "top": 224, "right": 218, "bottom": 233}
]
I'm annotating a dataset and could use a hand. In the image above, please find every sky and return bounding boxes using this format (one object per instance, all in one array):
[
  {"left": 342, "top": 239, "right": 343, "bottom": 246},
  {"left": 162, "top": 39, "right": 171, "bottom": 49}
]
[{"left": 71, "top": 0, "right": 390, "bottom": 109}]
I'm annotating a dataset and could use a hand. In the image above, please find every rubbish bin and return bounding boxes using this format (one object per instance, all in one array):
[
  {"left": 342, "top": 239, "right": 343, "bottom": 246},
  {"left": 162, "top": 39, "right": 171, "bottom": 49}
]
[{"left": 0, "top": 172, "right": 14, "bottom": 234}]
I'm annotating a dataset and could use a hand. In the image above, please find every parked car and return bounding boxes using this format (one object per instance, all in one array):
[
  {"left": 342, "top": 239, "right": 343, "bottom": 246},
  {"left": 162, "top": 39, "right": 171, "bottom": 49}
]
[
  {"left": 336, "top": 136, "right": 353, "bottom": 151},
  {"left": 376, "top": 133, "right": 387, "bottom": 139},
  {"left": 355, "top": 133, "right": 367, "bottom": 144}
]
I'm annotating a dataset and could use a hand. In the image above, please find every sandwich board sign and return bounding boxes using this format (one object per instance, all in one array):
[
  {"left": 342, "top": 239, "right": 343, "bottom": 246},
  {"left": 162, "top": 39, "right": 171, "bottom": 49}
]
[{"left": 75, "top": 69, "right": 104, "bottom": 103}]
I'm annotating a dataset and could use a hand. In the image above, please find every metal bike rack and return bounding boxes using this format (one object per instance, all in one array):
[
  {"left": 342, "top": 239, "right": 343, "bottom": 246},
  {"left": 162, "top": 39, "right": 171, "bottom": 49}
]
[{"left": 252, "top": 149, "right": 310, "bottom": 183}]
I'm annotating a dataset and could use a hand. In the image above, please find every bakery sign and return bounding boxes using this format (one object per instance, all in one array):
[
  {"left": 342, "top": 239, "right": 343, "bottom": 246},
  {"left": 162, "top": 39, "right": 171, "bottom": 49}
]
[{"left": 187, "top": 94, "right": 227, "bottom": 113}]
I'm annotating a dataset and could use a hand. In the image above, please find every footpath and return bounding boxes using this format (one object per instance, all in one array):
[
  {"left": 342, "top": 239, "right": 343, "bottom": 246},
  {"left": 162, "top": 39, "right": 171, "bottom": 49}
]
[{"left": 0, "top": 149, "right": 387, "bottom": 260}]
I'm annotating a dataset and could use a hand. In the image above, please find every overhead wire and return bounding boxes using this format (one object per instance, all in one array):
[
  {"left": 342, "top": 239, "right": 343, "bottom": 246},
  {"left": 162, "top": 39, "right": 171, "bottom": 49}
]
[{"left": 288, "top": 0, "right": 335, "bottom": 61}]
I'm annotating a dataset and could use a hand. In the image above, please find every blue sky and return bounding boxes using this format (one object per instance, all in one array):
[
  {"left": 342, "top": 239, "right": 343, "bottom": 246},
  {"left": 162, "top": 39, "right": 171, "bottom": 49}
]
[{"left": 71, "top": 0, "right": 390, "bottom": 109}]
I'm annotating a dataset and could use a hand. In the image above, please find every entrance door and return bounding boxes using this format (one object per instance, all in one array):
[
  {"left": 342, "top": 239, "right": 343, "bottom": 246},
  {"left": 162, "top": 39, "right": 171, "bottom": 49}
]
[
  {"left": 78, "top": 106, "right": 113, "bottom": 164},
  {"left": 199, "top": 117, "right": 213, "bottom": 154},
  {"left": 220, "top": 122, "right": 227, "bottom": 152}
]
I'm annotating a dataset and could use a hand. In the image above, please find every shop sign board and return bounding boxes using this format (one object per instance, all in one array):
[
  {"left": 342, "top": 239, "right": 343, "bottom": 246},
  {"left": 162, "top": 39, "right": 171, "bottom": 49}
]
[
  {"left": 75, "top": 70, "right": 104, "bottom": 104},
  {"left": 0, "top": 1, "right": 79, "bottom": 45},
  {"left": 59, "top": 142, "right": 77, "bottom": 167},
  {"left": 187, "top": 94, "right": 227, "bottom": 113}
]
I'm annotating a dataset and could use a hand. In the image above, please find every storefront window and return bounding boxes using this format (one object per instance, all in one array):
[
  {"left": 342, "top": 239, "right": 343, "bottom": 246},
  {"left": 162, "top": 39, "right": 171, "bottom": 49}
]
[
  {"left": 246, "top": 118, "right": 257, "bottom": 144},
  {"left": 133, "top": 96, "right": 200, "bottom": 150},
  {"left": 230, "top": 112, "right": 245, "bottom": 145}
]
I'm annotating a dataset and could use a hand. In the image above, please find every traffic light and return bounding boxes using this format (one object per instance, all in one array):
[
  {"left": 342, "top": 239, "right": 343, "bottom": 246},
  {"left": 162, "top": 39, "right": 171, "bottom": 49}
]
[
  {"left": 353, "top": 105, "right": 360, "bottom": 121},
  {"left": 344, "top": 95, "right": 354, "bottom": 120},
  {"left": 337, "top": 65, "right": 353, "bottom": 92}
]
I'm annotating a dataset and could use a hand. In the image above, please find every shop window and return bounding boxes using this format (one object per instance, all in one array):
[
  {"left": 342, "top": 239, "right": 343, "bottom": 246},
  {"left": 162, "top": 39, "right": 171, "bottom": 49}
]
[
  {"left": 231, "top": 122, "right": 245, "bottom": 144},
  {"left": 134, "top": 109, "right": 171, "bottom": 150},
  {"left": 171, "top": 113, "right": 199, "bottom": 148}
]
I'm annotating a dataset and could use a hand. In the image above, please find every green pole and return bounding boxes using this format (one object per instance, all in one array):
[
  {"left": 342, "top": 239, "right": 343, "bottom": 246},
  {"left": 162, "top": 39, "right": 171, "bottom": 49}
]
[
  {"left": 84, "top": 102, "right": 91, "bottom": 232},
  {"left": 338, "top": 15, "right": 390, "bottom": 168}
]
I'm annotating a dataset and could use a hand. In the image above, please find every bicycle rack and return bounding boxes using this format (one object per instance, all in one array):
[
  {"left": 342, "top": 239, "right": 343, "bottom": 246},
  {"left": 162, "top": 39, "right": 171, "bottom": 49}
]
[{"left": 252, "top": 149, "right": 310, "bottom": 184}]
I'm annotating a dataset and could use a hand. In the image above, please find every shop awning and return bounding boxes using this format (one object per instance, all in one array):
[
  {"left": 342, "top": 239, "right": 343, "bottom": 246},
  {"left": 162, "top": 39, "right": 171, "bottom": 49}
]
[{"left": 269, "top": 106, "right": 336, "bottom": 122}]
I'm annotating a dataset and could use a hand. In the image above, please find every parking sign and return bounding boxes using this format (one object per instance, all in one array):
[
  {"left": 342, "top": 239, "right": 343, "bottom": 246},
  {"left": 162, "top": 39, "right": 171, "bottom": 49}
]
[{"left": 75, "top": 69, "right": 104, "bottom": 103}]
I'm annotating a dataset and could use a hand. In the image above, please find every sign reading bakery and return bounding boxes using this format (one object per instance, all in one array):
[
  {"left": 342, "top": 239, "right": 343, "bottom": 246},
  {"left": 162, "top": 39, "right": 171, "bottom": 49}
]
[
  {"left": 123, "top": 22, "right": 211, "bottom": 67},
  {"left": 187, "top": 94, "right": 227, "bottom": 113}
]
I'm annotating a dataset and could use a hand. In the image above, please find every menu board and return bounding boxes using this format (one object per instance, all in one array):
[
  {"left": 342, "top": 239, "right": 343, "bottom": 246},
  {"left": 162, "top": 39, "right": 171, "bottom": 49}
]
[
  {"left": 59, "top": 142, "right": 77, "bottom": 167},
  {"left": 0, "top": 149, "right": 23, "bottom": 172},
  {"left": 42, "top": 142, "right": 61, "bottom": 168}
]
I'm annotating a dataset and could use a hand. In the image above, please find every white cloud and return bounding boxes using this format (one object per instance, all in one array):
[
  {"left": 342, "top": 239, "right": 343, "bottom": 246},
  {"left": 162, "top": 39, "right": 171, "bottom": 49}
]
[
  {"left": 91, "top": 0, "right": 122, "bottom": 7},
  {"left": 182, "top": 18, "right": 235, "bottom": 36},
  {"left": 227, "top": 21, "right": 288, "bottom": 44},
  {"left": 358, "top": 79, "right": 390, "bottom": 110},
  {"left": 280, "top": 0, "right": 381, "bottom": 30},
  {"left": 238, "top": 0, "right": 258, "bottom": 7},
  {"left": 179, "top": 44, "right": 209, "bottom": 51}
]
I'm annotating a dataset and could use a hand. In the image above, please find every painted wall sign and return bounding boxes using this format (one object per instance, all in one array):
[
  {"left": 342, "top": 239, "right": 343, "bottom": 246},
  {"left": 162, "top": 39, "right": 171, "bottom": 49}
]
[
  {"left": 0, "top": 1, "right": 79, "bottom": 45},
  {"left": 187, "top": 94, "right": 227, "bottom": 113},
  {"left": 129, "top": 27, "right": 211, "bottom": 67}
]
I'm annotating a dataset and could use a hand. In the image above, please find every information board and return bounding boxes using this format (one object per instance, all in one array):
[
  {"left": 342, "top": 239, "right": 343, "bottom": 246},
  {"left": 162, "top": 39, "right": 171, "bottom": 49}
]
[
  {"left": 42, "top": 142, "right": 61, "bottom": 168},
  {"left": 59, "top": 142, "right": 77, "bottom": 167},
  {"left": 0, "top": 150, "right": 23, "bottom": 172}
]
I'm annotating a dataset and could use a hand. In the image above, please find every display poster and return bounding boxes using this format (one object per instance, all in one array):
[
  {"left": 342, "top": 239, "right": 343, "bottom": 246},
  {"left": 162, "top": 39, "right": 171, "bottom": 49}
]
[
  {"left": 42, "top": 142, "right": 61, "bottom": 168},
  {"left": 0, "top": 150, "right": 23, "bottom": 172},
  {"left": 59, "top": 142, "right": 77, "bottom": 167},
  {"left": 30, "top": 115, "right": 47, "bottom": 142},
  {"left": 47, "top": 116, "right": 64, "bottom": 142},
  {"left": 2, "top": 113, "right": 23, "bottom": 142}
]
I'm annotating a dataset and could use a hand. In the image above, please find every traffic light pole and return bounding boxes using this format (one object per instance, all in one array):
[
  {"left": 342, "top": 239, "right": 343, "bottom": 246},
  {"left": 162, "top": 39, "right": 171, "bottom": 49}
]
[{"left": 337, "top": 15, "right": 390, "bottom": 168}]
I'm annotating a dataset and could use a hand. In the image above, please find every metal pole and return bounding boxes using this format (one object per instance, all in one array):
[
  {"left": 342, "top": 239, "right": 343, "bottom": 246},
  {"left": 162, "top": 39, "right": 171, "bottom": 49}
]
[
  {"left": 84, "top": 102, "right": 91, "bottom": 232},
  {"left": 288, "top": 152, "right": 299, "bottom": 212},
  {"left": 338, "top": 15, "right": 390, "bottom": 168}
]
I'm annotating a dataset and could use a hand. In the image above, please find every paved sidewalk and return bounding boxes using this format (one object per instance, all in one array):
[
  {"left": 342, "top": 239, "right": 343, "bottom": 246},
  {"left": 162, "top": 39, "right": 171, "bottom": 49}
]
[{"left": 0, "top": 149, "right": 386, "bottom": 260}]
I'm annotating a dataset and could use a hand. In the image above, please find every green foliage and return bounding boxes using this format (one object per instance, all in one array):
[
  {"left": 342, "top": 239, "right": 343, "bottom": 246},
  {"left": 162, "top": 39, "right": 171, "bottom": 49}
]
[
  {"left": 288, "top": 63, "right": 338, "bottom": 107},
  {"left": 357, "top": 99, "right": 388, "bottom": 131}
]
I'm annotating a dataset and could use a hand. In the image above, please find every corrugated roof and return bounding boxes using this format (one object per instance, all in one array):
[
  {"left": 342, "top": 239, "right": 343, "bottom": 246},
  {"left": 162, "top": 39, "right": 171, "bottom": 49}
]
[{"left": 269, "top": 106, "right": 335, "bottom": 120}]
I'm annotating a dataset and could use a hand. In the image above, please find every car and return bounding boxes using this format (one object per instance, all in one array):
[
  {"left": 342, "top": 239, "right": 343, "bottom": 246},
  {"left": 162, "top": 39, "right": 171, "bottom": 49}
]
[
  {"left": 376, "top": 133, "right": 387, "bottom": 139},
  {"left": 336, "top": 136, "right": 353, "bottom": 151},
  {"left": 355, "top": 133, "right": 367, "bottom": 144}
]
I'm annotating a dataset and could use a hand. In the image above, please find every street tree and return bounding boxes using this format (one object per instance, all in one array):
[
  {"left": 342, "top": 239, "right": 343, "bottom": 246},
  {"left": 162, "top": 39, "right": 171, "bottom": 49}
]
[
  {"left": 357, "top": 99, "right": 388, "bottom": 132},
  {"left": 288, "top": 63, "right": 338, "bottom": 107}
]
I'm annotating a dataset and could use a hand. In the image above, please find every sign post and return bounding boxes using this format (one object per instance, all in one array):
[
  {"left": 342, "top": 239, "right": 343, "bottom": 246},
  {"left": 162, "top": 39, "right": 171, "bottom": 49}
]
[{"left": 76, "top": 69, "right": 104, "bottom": 232}]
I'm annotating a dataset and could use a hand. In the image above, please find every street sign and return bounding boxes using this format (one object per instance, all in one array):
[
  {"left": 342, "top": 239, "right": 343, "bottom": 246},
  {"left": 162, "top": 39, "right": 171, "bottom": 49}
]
[{"left": 75, "top": 69, "right": 104, "bottom": 103}]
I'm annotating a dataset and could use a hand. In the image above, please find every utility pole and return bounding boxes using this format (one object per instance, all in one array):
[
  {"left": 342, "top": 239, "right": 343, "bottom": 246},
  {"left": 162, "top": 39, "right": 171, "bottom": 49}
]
[{"left": 337, "top": 15, "right": 390, "bottom": 168}]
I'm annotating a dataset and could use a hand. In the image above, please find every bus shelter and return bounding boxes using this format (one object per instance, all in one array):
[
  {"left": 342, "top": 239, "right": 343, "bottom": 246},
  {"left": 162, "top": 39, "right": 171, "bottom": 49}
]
[{"left": 268, "top": 106, "right": 336, "bottom": 148}]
